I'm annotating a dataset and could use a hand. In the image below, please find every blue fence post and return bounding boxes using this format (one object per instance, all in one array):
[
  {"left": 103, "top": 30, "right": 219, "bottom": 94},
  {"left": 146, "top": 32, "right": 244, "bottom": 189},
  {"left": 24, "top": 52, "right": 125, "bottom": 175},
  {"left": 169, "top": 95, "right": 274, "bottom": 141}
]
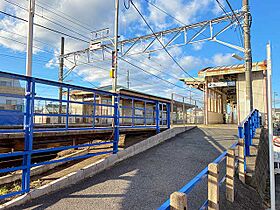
[
  {"left": 156, "top": 101, "right": 160, "bottom": 133},
  {"left": 248, "top": 117, "right": 253, "bottom": 146},
  {"left": 256, "top": 110, "right": 260, "bottom": 127},
  {"left": 244, "top": 121, "right": 250, "bottom": 156},
  {"left": 167, "top": 103, "right": 171, "bottom": 129},
  {"left": 21, "top": 78, "right": 35, "bottom": 193},
  {"left": 238, "top": 126, "right": 243, "bottom": 139},
  {"left": 113, "top": 95, "right": 119, "bottom": 154}
]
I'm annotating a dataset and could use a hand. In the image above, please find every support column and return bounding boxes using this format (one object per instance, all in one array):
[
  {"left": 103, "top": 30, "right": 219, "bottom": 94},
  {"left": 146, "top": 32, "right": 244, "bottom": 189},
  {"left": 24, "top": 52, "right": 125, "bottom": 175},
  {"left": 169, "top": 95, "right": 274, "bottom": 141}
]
[{"left": 204, "top": 80, "right": 208, "bottom": 125}]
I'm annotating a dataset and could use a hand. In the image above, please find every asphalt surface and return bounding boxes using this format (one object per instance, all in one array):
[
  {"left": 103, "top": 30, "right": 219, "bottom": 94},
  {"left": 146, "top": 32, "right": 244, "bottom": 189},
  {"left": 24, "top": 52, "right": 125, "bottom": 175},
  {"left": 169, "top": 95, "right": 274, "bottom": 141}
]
[{"left": 14, "top": 126, "right": 244, "bottom": 210}]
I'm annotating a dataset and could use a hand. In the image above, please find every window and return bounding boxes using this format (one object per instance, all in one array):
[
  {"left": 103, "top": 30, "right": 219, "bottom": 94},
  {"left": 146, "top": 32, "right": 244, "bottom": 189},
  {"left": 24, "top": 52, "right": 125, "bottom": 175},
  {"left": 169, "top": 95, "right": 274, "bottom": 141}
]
[
  {"left": 0, "top": 81, "right": 12, "bottom": 87},
  {"left": 6, "top": 100, "right": 17, "bottom": 105}
]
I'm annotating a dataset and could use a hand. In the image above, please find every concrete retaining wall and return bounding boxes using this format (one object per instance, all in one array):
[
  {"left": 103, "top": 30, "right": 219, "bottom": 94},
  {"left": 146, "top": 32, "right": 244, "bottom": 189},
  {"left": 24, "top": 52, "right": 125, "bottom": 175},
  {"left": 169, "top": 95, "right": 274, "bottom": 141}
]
[
  {"left": 252, "top": 128, "right": 270, "bottom": 207},
  {"left": 0, "top": 126, "right": 195, "bottom": 209}
]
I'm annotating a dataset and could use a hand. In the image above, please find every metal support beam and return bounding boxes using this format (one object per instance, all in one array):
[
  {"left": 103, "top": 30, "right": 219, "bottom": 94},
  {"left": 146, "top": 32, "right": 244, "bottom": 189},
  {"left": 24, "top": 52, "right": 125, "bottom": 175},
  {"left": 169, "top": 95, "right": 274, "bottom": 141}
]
[{"left": 61, "top": 12, "right": 245, "bottom": 64}]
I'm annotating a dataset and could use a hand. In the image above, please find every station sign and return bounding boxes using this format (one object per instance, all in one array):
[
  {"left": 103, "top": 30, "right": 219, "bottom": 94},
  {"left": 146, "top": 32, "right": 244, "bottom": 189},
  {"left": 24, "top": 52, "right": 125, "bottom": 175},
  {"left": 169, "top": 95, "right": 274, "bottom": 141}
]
[
  {"left": 89, "top": 41, "right": 102, "bottom": 50},
  {"left": 208, "top": 81, "right": 236, "bottom": 88}
]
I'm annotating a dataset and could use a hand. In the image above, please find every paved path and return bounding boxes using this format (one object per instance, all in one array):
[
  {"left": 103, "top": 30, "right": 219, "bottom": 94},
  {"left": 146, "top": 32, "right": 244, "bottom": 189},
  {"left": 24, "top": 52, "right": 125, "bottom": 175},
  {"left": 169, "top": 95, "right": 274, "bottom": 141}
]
[{"left": 14, "top": 126, "right": 245, "bottom": 210}]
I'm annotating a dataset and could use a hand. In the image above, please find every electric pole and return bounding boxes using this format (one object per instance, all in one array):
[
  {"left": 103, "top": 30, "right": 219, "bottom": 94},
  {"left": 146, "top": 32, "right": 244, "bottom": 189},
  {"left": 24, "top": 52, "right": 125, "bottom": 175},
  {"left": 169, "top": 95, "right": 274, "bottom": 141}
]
[
  {"left": 112, "top": 0, "right": 119, "bottom": 92},
  {"left": 126, "top": 69, "right": 130, "bottom": 89},
  {"left": 25, "top": 0, "right": 35, "bottom": 76},
  {"left": 243, "top": 0, "right": 253, "bottom": 112},
  {"left": 58, "top": 37, "right": 65, "bottom": 124}
]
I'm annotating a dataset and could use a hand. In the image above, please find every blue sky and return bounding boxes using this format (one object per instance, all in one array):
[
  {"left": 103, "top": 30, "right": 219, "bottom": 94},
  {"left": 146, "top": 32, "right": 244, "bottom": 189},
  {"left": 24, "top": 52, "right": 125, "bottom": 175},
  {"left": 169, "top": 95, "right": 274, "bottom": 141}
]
[{"left": 0, "top": 0, "right": 278, "bottom": 106}]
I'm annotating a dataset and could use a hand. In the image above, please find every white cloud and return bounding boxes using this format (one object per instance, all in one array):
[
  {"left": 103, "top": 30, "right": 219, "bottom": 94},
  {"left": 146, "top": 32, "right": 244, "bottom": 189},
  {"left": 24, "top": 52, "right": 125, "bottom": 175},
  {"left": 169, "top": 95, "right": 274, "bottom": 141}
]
[
  {"left": 0, "top": 0, "right": 230, "bottom": 101},
  {"left": 212, "top": 53, "right": 235, "bottom": 66},
  {"left": 192, "top": 42, "right": 204, "bottom": 51}
]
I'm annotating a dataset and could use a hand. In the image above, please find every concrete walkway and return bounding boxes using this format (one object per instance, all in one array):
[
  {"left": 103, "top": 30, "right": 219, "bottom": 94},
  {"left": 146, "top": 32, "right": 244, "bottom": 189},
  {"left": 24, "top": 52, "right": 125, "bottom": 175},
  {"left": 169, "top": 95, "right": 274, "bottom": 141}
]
[{"left": 12, "top": 126, "right": 260, "bottom": 210}]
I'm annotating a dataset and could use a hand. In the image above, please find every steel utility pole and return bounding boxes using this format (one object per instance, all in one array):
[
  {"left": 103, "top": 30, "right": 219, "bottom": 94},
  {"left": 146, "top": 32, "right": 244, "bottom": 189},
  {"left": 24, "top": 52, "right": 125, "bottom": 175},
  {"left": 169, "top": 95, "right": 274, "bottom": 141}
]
[
  {"left": 58, "top": 37, "right": 65, "bottom": 124},
  {"left": 112, "top": 0, "right": 119, "bottom": 92},
  {"left": 243, "top": 0, "right": 253, "bottom": 112},
  {"left": 126, "top": 69, "right": 130, "bottom": 89},
  {"left": 25, "top": 0, "right": 35, "bottom": 76},
  {"left": 267, "top": 42, "right": 276, "bottom": 210}
]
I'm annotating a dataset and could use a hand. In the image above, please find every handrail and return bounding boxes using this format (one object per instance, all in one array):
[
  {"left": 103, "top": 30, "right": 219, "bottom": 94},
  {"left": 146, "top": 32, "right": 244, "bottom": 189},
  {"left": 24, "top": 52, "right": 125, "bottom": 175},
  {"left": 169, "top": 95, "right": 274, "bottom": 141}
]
[
  {"left": 158, "top": 110, "right": 260, "bottom": 209},
  {"left": 238, "top": 109, "right": 256, "bottom": 127},
  {"left": 238, "top": 109, "right": 260, "bottom": 156},
  {"left": 158, "top": 142, "right": 238, "bottom": 210},
  {"left": 0, "top": 70, "right": 171, "bottom": 200}
]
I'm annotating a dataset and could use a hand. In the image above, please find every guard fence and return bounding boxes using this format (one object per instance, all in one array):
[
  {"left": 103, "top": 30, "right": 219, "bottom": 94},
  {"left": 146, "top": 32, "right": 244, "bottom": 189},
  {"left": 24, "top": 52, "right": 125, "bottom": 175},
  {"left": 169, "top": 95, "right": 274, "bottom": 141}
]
[{"left": 158, "top": 109, "right": 260, "bottom": 209}]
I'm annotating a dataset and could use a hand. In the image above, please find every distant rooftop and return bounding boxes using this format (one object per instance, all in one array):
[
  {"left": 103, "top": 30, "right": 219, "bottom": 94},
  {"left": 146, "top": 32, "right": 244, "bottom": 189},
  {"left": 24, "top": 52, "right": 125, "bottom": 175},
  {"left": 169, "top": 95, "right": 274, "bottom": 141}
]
[{"left": 97, "top": 85, "right": 126, "bottom": 92}]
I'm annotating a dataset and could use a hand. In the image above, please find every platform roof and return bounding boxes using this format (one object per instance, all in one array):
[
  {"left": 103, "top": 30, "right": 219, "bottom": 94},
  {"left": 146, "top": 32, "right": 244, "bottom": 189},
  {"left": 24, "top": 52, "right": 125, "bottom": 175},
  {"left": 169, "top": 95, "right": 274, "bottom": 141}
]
[{"left": 197, "top": 61, "right": 267, "bottom": 77}]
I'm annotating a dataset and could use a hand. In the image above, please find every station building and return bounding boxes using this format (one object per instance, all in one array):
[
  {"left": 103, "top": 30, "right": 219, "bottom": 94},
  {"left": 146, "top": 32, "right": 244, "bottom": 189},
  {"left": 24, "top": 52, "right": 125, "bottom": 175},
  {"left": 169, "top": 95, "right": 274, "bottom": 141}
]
[{"left": 181, "top": 61, "right": 268, "bottom": 124}]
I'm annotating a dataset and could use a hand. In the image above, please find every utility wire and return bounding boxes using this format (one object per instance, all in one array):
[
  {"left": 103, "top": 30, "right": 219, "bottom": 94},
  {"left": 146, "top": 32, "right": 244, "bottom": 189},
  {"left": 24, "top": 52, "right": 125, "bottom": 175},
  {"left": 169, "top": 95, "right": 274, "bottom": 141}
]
[
  {"left": 130, "top": 1, "right": 197, "bottom": 81},
  {"left": 223, "top": 0, "right": 244, "bottom": 48},
  {"left": 0, "top": 34, "right": 54, "bottom": 55},
  {"left": 214, "top": 0, "right": 232, "bottom": 21},
  {"left": 103, "top": 46, "right": 199, "bottom": 93},
  {"left": 0, "top": 52, "right": 60, "bottom": 64},
  {"left": 140, "top": 0, "right": 209, "bottom": 39},
  {"left": 36, "top": 0, "right": 94, "bottom": 32},
  {"left": 0, "top": 27, "right": 55, "bottom": 50},
  {"left": 119, "top": 56, "right": 194, "bottom": 91},
  {"left": 0, "top": 10, "right": 89, "bottom": 43},
  {"left": 125, "top": 55, "right": 199, "bottom": 95},
  {"left": 2, "top": 0, "right": 90, "bottom": 41},
  {"left": 224, "top": 0, "right": 243, "bottom": 27}
]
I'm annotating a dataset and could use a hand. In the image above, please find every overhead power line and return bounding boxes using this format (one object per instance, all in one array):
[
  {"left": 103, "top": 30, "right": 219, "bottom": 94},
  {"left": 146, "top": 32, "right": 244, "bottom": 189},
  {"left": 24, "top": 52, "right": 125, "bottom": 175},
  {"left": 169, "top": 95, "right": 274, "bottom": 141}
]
[
  {"left": 215, "top": 0, "right": 244, "bottom": 47},
  {"left": 2, "top": 0, "right": 90, "bottom": 41},
  {"left": 129, "top": 1, "right": 197, "bottom": 81},
  {"left": 119, "top": 56, "right": 194, "bottom": 91},
  {"left": 0, "top": 10, "right": 89, "bottom": 43},
  {"left": 144, "top": 0, "right": 186, "bottom": 26},
  {"left": 36, "top": 0, "right": 94, "bottom": 32},
  {"left": 0, "top": 52, "right": 59, "bottom": 64},
  {"left": 224, "top": 0, "right": 243, "bottom": 27},
  {"left": 0, "top": 34, "right": 54, "bottom": 55}
]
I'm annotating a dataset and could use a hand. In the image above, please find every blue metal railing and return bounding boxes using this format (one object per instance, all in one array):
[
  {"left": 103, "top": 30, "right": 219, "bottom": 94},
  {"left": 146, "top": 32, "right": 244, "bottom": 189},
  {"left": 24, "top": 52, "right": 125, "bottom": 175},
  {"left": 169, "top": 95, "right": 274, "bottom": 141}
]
[
  {"left": 0, "top": 71, "right": 170, "bottom": 200},
  {"left": 158, "top": 109, "right": 261, "bottom": 210},
  {"left": 158, "top": 142, "right": 238, "bottom": 210},
  {"left": 238, "top": 109, "right": 260, "bottom": 157}
]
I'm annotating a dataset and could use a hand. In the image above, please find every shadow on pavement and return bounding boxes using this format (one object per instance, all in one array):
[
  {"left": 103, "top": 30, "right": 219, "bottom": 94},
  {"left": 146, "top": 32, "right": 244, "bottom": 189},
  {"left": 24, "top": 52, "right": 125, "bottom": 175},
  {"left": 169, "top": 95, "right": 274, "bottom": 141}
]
[{"left": 13, "top": 127, "right": 246, "bottom": 210}]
